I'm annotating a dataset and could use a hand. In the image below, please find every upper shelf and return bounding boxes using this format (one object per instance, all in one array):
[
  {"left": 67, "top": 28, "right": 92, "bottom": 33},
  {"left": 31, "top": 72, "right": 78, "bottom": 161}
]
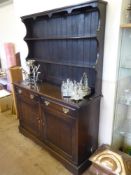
[
  {"left": 120, "top": 23, "right": 131, "bottom": 28},
  {"left": 21, "top": 0, "right": 107, "bottom": 93},
  {"left": 21, "top": 0, "right": 107, "bottom": 20},
  {"left": 24, "top": 34, "right": 97, "bottom": 41},
  {"left": 36, "top": 59, "right": 97, "bottom": 69}
]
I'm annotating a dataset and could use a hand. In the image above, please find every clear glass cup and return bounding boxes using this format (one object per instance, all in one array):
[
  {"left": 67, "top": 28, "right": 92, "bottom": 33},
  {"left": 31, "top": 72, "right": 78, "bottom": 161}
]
[
  {"left": 126, "top": 2, "right": 131, "bottom": 23},
  {"left": 120, "top": 89, "right": 131, "bottom": 105}
]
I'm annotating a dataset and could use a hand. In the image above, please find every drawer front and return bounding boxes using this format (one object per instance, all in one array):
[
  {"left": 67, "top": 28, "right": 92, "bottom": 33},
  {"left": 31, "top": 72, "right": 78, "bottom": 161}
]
[
  {"left": 15, "top": 86, "right": 39, "bottom": 102},
  {"left": 41, "top": 98, "right": 76, "bottom": 117}
]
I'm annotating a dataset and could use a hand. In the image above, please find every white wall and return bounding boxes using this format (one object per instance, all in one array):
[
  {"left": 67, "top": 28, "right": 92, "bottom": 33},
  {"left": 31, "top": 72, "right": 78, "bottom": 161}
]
[
  {"left": 0, "top": 2, "right": 17, "bottom": 69},
  {"left": 0, "top": 0, "right": 123, "bottom": 145},
  {"left": 99, "top": 0, "right": 122, "bottom": 144}
]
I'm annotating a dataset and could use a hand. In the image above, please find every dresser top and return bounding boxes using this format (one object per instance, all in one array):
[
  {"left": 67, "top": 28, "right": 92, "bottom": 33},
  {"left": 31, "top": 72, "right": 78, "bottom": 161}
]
[{"left": 14, "top": 81, "right": 100, "bottom": 109}]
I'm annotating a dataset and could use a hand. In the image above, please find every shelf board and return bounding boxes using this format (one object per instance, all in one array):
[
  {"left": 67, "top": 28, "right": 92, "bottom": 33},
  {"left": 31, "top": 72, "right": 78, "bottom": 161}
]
[
  {"left": 120, "top": 23, "right": 131, "bottom": 28},
  {"left": 119, "top": 102, "right": 131, "bottom": 106},
  {"left": 120, "top": 66, "right": 131, "bottom": 69},
  {"left": 37, "top": 60, "right": 96, "bottom": 69},
  {"left": 24, "top": 34, "right": 97, "bottom": 41}
]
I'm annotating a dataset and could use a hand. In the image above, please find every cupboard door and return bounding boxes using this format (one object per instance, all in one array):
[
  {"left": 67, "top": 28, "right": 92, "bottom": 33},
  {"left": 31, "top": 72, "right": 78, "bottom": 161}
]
[
  {"left": 42, "top": 107, "right": 77, "bottom": 162},
  {"left": 16, "top": 95, "right": 41, "bottom": 137}
]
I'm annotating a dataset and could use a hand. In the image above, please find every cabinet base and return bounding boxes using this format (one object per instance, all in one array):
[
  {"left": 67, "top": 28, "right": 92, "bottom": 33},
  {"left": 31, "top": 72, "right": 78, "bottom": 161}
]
[{"left": 19, "top": 126, "right": 91, "bottom": 175}]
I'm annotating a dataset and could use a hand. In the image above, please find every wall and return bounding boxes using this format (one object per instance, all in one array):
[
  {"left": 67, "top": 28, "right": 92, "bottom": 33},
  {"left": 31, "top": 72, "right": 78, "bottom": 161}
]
[
  {"left": 0, "top": 0, "right": 122, "bottom": 145},
  {"left": 99, "top": 0, "right": 122, "bottom": 144},
  {"left": 0, "top": 2, "right": 17, "bottom": 69}
]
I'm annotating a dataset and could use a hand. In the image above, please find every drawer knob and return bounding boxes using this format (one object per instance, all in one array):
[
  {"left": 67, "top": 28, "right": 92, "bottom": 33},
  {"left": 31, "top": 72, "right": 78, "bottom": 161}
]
[
  {"left": 45, "top": 100, "right": 50, "bottom": 106},
  {"left": 30, "top": 94, "right": 34, "bottom": 99},
  {"left": 63, "top": 107, "right": 69, "bottom": 114},
  {"left": 18, "top": 89, "right": 22, "bottom": 94}
]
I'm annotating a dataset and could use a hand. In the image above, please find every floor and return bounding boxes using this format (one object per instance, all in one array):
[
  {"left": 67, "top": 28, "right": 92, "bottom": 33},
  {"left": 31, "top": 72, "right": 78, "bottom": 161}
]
[{"left": 0, "top": 111, "right": 89, "bottom": 175}]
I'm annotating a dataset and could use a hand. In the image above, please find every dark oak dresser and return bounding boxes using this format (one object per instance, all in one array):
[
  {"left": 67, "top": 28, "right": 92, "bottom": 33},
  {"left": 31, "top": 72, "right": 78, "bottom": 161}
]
[{"left": 14, "top": 1, "right": 107, "bottom": 174}]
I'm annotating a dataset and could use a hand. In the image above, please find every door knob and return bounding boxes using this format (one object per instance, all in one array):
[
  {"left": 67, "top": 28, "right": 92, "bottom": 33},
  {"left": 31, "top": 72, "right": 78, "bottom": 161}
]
[
  {"left": 30, "top": 94, "right": 34, "bottom": 99},
  {"left": 63, "top": 107, "right": 69, "bottom": 114},
  {"left": 44, "top": 100, "right": 50, "bottom": 106},
  {"left": 18, "top": 89, "right": 22, "bottom": 94}
]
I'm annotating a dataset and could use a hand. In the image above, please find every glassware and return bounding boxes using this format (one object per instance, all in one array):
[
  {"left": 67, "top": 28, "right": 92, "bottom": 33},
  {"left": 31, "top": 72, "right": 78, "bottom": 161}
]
[
  {"left": 126, "top": 0, "right": 131, "bottom": 23},
  {"left": 61, "top": 73, "right": 91, "bottom": 100},
  {"left": 26, "top": 59, "right": 41, "bottom": 84},
  {"left": 123, "top": 134, "right": 131, "bottom": 155},
  {"left": 120, "top": 89, "right": 131, "bottom": 105},
  {"left": 119, "top": 118, "right": 131, "bottom": 155},
  {"left": 82, "top": 72, "right": 88, "bottom": 88}
]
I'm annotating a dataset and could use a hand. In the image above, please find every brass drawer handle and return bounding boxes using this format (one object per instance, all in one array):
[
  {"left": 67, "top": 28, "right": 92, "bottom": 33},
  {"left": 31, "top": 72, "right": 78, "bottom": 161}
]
[
  {"left": 30, "top": 94, "right": 34, "bottom": 99},
  {"left": 18, "top": 89, "right": 22, "bottom": 94},
  {"left": 44, "top": 100, "right": 50, "bottom": 106},
  {"left": 63, "top": 107, "right": 69, "bottom": 114}
]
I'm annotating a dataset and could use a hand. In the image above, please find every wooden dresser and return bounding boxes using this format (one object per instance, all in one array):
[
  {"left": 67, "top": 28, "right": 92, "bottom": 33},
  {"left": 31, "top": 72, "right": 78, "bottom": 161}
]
[{"left": 14, "top": 1, "right": 107, "bottom": 174}]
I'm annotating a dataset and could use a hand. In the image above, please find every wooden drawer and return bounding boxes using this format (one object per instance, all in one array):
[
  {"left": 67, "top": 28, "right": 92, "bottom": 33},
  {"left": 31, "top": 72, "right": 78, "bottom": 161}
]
[
  {"left": 14, "top": 86, "right": 39, "bottom": 102},
  {"left": 41, "top": 98, "right": 76, "bottom": 117}
]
